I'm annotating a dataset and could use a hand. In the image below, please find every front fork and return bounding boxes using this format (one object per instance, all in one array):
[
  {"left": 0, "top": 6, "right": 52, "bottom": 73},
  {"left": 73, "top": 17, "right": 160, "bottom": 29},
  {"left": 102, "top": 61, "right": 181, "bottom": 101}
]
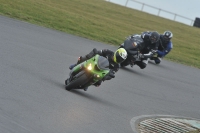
[{"left": 69, "top": 63, "right": 84, "bottom": 81}]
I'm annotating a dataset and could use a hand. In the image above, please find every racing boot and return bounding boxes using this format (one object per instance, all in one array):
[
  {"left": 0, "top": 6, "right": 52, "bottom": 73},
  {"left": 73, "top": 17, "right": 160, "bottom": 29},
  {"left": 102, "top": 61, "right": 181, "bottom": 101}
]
[
  {"left": 69, "top": 48, "right": 98, "bottom": 70},
  {"left": 69, "top": 64, "right": 76, "bottom": 70}
]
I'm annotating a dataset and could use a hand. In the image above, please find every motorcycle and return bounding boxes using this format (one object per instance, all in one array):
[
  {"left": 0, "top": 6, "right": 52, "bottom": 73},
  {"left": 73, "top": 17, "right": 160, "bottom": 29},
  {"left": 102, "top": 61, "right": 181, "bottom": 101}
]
[
  {"left": 118, "top": 35, "right": 156, "bottom": 67},
  {"left": 65, "top": 54, "right": 110, "bottom": 91}
]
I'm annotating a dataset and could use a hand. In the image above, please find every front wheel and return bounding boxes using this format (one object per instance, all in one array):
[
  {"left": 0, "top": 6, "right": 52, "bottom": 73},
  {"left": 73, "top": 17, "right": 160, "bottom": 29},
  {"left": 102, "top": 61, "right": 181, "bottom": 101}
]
[
  {"left": 65, "top": 71, "right": 91, "bottom": 91},
  {"left": 65, "top": 79, "right": 68, "bottom": 86}
]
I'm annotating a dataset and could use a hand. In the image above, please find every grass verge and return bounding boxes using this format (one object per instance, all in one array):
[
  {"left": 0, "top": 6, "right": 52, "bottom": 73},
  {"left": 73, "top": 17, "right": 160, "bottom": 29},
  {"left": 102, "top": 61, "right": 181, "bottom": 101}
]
[
  {"left": 0, "top": 0, "right": 200, "bottom": 68},
  {"left": 187, "top": 130, "right": 200, "bottom": 133}
]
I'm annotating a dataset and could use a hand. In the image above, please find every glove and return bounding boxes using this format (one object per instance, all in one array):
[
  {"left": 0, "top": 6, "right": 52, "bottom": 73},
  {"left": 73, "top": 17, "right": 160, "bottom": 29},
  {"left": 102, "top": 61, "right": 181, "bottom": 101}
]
[
  {"left": 151, "top": 49, "right": 158, "bottom": 55},
  {"left": 109, "top": 70, "right": 115, "bottom": 78},
  {"left": 103, "top": 70, "right": 115, "bottom": 81}
]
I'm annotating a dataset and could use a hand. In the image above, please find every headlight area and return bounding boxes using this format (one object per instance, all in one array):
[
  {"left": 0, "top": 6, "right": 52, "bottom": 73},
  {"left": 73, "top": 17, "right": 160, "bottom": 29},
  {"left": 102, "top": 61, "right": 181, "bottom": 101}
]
[
  {"left": 93, "top": 74, "right": 100, "bottom": 78},
  {"left": 86, "top": 64, "right": 100, "bottom": 78},
  {"left": 87, "top": 63, "right": 92, "bottom": 71}
]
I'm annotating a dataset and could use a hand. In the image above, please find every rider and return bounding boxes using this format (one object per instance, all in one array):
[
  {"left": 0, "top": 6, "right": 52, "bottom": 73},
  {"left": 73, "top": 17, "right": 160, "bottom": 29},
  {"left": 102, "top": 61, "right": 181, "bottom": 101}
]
[
  {"left": 152, "top": 31, "right": 173, "bottom": 64},
  {"left": 126, "top": 31, "right": 160, "bottom": 69},
  {"left": 140, "top": 31, "right": 160, "bottom": 53},
  {"left": 68, "top": 48, "right": 127, "bottom": 90}
]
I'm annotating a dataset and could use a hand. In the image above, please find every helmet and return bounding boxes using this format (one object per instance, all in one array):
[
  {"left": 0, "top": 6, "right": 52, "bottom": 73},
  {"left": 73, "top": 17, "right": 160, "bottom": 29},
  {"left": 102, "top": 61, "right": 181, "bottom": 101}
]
[
  {"left": 113, "top": 48, "right": 127, "bottom": 63},
  {"left": 162, "top": 31, "right": 173, "bottom": 43},
  {"left": 149, "top": 31, "right": 160, "bottom": 44}
]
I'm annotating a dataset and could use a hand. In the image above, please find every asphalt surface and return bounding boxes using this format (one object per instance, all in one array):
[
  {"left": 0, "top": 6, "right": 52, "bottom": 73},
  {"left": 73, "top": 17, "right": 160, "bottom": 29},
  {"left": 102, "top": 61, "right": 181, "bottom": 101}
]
[{"left": 0, "top": 15, "right": 200, "bottom": 133}]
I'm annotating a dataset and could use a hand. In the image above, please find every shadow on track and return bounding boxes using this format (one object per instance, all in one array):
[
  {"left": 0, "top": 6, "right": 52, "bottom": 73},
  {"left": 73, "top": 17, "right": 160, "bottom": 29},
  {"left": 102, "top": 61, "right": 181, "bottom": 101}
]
[
  {"left": 11, "top": 64, "right": 66, "bottom": 89},
  {"left": 148, "top": 60, "right": 173, "bottom": 70},
  {"left": 120, "top": 66, "right": 154, "bottom": 79},
  {"left": 149, "top": 60, "right": 162, "bottom": 66},
  {"left": 68, "top": 89, "right": 125, "bottom": 110},
  {"left": 120, "top": 67, "right": 142, "bottom": 75},
  {"left": 43, "top": 77, "right": 66, "bottom": 89}
]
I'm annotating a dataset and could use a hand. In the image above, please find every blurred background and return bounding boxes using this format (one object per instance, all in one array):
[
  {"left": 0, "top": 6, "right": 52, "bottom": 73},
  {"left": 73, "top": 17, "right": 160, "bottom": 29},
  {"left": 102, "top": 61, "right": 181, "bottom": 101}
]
[{"left": 106, "top": 0, "right": 200, "bottom": 27}]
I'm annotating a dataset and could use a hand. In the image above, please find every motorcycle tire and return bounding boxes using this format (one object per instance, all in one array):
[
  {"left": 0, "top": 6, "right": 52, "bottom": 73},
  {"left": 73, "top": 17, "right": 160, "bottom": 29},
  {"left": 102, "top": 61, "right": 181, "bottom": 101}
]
[{"left": 65, "top": 71, "right": 90, "bottom": 91}]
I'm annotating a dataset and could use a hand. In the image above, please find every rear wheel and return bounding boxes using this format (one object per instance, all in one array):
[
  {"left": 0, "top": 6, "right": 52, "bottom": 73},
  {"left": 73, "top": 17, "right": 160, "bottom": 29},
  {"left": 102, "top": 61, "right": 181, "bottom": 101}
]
[{"left": 65, "top": 71, "right": 91, "bottom": 91}]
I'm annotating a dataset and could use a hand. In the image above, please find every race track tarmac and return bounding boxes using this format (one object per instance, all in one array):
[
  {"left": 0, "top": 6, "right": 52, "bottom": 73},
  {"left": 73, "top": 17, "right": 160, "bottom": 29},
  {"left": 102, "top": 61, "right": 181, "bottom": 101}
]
[{"left": 0, "top": 16, "right": 200, "bottom": 133}]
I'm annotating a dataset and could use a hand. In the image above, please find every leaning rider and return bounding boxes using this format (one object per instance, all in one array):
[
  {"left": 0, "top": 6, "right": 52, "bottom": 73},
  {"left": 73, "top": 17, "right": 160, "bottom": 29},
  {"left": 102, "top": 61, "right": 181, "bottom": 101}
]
[
  {"left": 68, "top": 48, "right": 127, "bottom": 91},
  {"left": 152, "top": 31, "right": 173, "bottom": 64}
]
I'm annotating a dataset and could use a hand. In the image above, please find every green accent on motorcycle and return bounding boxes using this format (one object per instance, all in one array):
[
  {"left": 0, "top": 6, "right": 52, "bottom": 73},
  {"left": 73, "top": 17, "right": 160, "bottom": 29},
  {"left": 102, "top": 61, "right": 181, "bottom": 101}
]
[{"left": 65, "top": 54, "right": 110, "bottom": 90}]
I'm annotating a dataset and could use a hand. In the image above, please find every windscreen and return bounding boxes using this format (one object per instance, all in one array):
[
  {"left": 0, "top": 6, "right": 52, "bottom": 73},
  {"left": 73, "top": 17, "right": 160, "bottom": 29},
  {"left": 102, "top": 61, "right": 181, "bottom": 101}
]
[
  {"left": 97, "top": 56, "right": 109, "bottom": 70},
  {"left": 124, "top": 37, "right": 142, "bottom": 55}
]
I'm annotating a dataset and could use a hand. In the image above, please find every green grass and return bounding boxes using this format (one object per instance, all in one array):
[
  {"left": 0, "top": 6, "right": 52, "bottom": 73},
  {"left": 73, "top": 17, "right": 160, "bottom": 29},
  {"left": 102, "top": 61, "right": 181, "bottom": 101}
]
[
  {"left": 187, "top": 130, "right": 200, "bottom": 133},
  {"left": 0, "top": 0, "right": 200, "bottom": 68}
]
